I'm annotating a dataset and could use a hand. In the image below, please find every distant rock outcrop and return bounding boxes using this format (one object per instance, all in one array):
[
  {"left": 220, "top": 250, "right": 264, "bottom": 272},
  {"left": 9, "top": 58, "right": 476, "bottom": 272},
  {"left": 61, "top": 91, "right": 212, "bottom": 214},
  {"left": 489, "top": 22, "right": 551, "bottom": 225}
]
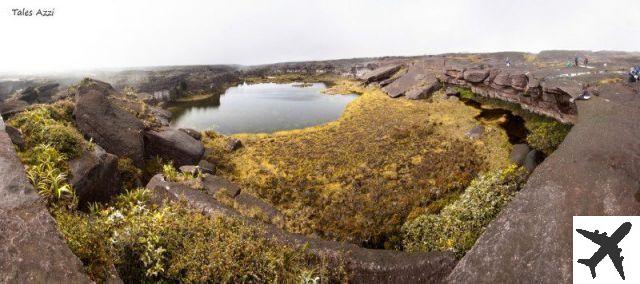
[
  {"left": 360, "top": 64, "right": 403, "bottom": 84},
  {"left": 74, "top": 78, "right": 146, "bottom": 167}
]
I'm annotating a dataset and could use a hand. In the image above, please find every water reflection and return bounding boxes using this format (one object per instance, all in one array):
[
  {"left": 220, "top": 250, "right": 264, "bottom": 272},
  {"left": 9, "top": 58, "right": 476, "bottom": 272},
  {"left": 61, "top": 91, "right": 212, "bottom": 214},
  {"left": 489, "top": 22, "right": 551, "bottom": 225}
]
[{"left": 169, "top": 82, "right": 358, "bottom": 134}]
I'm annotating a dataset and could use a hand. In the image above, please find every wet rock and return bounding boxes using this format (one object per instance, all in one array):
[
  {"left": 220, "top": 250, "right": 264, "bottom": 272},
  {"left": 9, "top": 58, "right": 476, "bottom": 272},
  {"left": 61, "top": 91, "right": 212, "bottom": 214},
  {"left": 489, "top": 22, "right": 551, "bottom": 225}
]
[
  {"left": 524, "top": 150, "right": 543, "bottom": 172},
  {"left": 509, "top": 144, "right": 530, "bottom": 166},
  {"left": 198, "top": 160, "right": 216, "bottom": 174},
  {"left": 69, "top": 144, "right": 121, "bottom": 206},
  {"left": 144, "top": 128, "right": 204, "bottom": 167},
  {"left": 74, "top": 78, "right": 145, "bottom": 167},
  {"left": 226, "top": 137, "right": 243, "bottom": 151},
  {"left": 463, "top": 69, "right": 490, "bottom": 83},
  {"left": 179, "top": 128, "right": 202, "bottom": 140},
  {"left": 202, "top": 175, "right": 241, "bottom": 198},
  {"left": 0, "top": 122, "right": 91, "bottom": 282},
  {"left": 361, "top": 64, "right": 403, "bottom": 84},
  {"left": 465, "top": 125, "right": 485, "bottom": 139},
  {"left": 5, "top": 125, "right": 24, "bottom": 150}
]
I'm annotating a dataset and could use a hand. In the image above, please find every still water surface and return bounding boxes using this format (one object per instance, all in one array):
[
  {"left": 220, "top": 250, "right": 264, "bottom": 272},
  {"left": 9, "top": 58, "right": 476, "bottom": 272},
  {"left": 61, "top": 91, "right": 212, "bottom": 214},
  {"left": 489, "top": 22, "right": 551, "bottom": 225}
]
[{"left": 169, "top": 82, "right": 358, "bottom": 134}]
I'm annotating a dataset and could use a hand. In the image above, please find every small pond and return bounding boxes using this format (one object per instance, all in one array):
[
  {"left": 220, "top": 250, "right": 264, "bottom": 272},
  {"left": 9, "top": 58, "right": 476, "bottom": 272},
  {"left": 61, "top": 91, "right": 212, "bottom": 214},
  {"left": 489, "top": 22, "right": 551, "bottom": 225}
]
[{"left": 169, "top": 82, "right": 358, "bottom": 134}]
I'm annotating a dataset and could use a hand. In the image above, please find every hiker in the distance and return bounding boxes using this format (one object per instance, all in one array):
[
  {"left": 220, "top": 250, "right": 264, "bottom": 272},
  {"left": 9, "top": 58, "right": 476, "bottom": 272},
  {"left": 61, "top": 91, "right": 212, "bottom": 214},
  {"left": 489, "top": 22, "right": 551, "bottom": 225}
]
[
  {"left": 505, "top": 57, "right": 511, "bottom": 67},
  {"left": 583, "top": 56, "right": 589, "bottom": 66},
  {"left": 574, "top": 56, "right": 580, "bottom": 67}
]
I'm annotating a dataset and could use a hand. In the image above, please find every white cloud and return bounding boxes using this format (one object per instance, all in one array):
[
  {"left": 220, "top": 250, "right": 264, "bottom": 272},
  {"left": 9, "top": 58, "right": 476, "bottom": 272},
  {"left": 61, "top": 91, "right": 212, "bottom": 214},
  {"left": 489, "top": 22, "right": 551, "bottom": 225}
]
[{"left": 0, "top": 0, "right": 638, "bottom": 73}]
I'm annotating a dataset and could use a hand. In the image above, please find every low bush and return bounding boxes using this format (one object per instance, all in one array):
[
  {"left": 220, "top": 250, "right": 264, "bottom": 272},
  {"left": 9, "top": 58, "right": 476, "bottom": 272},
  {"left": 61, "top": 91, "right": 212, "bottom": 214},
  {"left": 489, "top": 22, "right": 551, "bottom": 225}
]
[
  {"left": 118, "top": 158, "right": 143, "bottom": 190},
  {"left": 402, "top": 166, "right": 527, "bottom": 256},
  {"left": 9, "top": 101, "right": 85, "bottom": 158},
  {"left": 55, "top": 189, "right": 325, "bottom": 283},
  {"left": 22, "top": 144, "right": 77, "bottom": 208},
  {"left": 525, "top": 117, "right": 571, "bottom": 156}
]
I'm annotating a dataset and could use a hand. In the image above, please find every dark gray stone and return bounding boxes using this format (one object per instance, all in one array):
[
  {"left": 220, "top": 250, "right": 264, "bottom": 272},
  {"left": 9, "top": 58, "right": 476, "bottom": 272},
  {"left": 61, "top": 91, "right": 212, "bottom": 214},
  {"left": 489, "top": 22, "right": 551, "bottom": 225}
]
[
  {"left": 4, "top": 125, "right": 24, "bottom": 150},
  {"left": 197, "top": 160, "right": 216, "bottom": 174},
  {"left": 463, "top": 69, "right": 490, "bottom": 83},
  {"left": 0, "top": 99, "right": 28, "bottom": 117},
  {"left": 465, "top": 125, "right": 485, "bottom": 139},
  {"left": 361, "top": 64, "right": 403, "bottom": 84},
  {"left": 226, "top": 137, "right": 243, "bottom": 151},
  {"left": 509, "top": 144, "right": 530, "bottom": 166},
  {"left": 524, "top": 150, "right": 543, "bottom": 172},
  {"left": 69, "top": 144, "right": 121, "bottom": 206},
  {"left": 74, "top": 78, "right": 146, "bottom": 167},
  {"left": 405, "top": 75, "right": 441, "bottom": 100},
  {"left": 202, "top": 175, "right": 241, "bottom": 198},
  {"left": 144, "top": 128, "right": 204, "bottom": 167},
  {"left": 179, "top": 128, "right": 202, "bottom": 140}
]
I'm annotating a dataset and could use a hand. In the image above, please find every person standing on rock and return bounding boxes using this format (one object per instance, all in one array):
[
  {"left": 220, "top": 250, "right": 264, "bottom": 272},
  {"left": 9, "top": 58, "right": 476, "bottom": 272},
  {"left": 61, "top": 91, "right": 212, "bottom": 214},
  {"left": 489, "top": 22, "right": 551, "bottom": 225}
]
[
  {"left": 574, "top": 56, "right": 580, "bottom": 67},
  {"left": 505, "top": 57, "right": 511, "bottom": 67}
]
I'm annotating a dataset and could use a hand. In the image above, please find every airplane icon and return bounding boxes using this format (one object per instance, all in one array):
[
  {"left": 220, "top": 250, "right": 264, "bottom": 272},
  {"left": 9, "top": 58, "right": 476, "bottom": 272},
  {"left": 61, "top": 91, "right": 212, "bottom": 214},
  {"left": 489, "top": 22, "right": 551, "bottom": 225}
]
[{"left": 576, "top": 222, "right": 632, "bottom": 280}]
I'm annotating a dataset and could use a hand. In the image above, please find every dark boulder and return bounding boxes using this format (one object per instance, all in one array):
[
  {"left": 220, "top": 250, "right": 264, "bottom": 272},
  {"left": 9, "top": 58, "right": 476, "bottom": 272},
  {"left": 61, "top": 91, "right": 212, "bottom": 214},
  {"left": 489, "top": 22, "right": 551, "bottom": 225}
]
[
  {"left": 226, "top": 137, "right": 243, "bottom": 151},
  {"left": 179, "top": 128, "right": 202, "bottom": 140},
  {"left": 405, "top": 78, "right": 441, "bottom": 100},
  {"left": 202, "top": 175, "right": 241, "bottom": 198},
  {"left": 509, "top": 144, "right": 530, "bottom": 166},
  {"left": 445, "top": 87, "right": 460, "bottom": 97},
  {"left": 144, "top": 128, "right": 204, "bottom": 167},
  {"left": 5, "top": 125, "right": 24, "bottom": 150},
  {"left": 74, "top": 78, "right": 145, "bottom": 166},
  {"left": 197, "top": 160, "right": 216, "bottom": 174},
  {"left": 465, "top": 125, "right": 484, "bottom": 139},
  {"left": 69, "top": 145, "right": 121, "bottom": 206},
  {"left": 510, "top": 73, "right": 529, "bottom": 91},
  {"left": 15, "top": 83, "right": 59, "bottom": 103},
  {"left": 524, "top": 150, "right": 543, "bottom": 172},
  {"left": 361, "top": 65, "right": 403, "bottom": 84},
  {"left": 463, "top": 69, "right": 490, "bottom": 83},
  {"left": 492, "top": 72, "right": 511, "bottom": 86},
  {"left": 382, "top": 65, "right": 428, "bottom": 98},
  {"left": 0, "top": 99, "right": 28, "bottom": 117}
]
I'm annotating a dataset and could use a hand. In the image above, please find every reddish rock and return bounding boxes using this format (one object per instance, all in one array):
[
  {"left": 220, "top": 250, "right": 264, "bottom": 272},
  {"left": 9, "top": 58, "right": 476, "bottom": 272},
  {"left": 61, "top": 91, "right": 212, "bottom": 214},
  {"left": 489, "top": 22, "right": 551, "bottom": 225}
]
[{"left": 463, "top": 69, "right": 490, "bottom": 83}]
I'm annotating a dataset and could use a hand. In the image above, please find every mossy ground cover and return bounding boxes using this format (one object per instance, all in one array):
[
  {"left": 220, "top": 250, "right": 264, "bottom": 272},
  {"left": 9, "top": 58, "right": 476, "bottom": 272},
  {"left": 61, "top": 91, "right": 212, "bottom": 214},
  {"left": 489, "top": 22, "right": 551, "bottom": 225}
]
[{"left": 206, "top": 80, "right": 513, "bottom": 249}]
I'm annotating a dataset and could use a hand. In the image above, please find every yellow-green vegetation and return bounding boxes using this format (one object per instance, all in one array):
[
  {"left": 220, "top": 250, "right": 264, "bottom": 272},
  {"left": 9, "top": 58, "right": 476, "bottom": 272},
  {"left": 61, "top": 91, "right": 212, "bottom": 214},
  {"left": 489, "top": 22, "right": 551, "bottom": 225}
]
[
  {"left": 206, "top": 81, "right": 512, "bottom": 249},
  {"left": 524, "top": 117, "right": 572, "bottom": 155},
  {"left": 55, "top": 189, "right": 327, "bottom": 283},
  {"left": 9, "top": 101, "right": 327, "bottom": 283},
  {"left": 401, "top": 165, "right": 528, "bottom": 256},
  {"left": 9, "top": 100, "right": 86, "bottom": 158},
  {"left": 118, "top": 157, "right": 143, "bottom": 190}
]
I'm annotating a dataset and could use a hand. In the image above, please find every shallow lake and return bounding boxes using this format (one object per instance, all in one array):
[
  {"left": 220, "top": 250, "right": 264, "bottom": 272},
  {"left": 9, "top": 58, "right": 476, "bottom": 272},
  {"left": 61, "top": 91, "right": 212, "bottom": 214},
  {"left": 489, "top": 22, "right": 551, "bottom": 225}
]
[{"left": 169, "top": 82, "right": 358, "bottom": 134}]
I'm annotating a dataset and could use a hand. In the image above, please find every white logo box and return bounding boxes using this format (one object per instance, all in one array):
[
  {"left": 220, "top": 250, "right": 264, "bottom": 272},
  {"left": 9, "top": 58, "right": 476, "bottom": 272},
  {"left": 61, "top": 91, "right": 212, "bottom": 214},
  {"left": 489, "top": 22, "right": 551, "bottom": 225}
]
[{"left": 574, "top": 216, "right": 639, "bottom": 283}]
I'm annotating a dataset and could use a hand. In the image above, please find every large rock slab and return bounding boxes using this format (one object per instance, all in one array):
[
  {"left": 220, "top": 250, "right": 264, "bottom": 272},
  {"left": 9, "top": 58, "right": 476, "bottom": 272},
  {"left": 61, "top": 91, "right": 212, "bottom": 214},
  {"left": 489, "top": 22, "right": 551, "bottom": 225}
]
[
  {"left": 69, "top": 144, "right": 121, "bottom": 206},
  {"left": 405, "top": 75, "right": 441, "bottom": 100},
  {"left": 74, "top": 78, "right": 145, "bottom": 166},
  {"left": 463, "top": 69, "right": 489, "bottom": 83},
  {"left": 448, "top": 83, "right": 640, "bottom": 283},
  {"left": 0, "top": 117, "right": 90, "bottom": 283},
  {"left": 143, "top": 128, "right": 204, "bottom": 167},
  {"left": 361, "top": 64, "right": 403, "bottom": 84},
  {"left": 382, "top": 64, "right": 428, "bottom": 98}
]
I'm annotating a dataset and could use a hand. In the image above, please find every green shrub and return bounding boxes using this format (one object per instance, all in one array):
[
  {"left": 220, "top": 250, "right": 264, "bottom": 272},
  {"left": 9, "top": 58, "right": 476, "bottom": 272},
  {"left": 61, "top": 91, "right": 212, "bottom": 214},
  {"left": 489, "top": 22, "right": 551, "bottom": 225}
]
[
  {"left": 402, "top": 166, "right": 527, "bottom": 256},
  {"left": 8, "top": 102, "right": 85, "bottom": 158},
  {"left": 23, "top": 144, "right": 77, "bottom": 208},
  {"left": 118, "top": 158, "right": 143, "bottom": 190},
  {"left": 525, "top": 117, "right": 571, "bottom": 156},
  {"left": 55, "top": 189, "right": 324, "bottom": 283}
]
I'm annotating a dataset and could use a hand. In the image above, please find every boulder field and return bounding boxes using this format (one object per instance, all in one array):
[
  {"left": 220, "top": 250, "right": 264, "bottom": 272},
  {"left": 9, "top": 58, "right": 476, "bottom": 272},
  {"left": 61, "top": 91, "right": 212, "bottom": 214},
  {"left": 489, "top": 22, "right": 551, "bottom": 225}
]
[{"left": 1, "top": 51, "right": 640, "bottom": 282}]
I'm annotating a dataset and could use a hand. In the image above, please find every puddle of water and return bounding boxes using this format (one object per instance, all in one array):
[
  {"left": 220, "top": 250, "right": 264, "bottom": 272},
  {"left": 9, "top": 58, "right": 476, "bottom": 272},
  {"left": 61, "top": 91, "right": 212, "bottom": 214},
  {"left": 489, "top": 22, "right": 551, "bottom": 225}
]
[{"left": 169, "top": 82, "right": 358, "bottom": 134}]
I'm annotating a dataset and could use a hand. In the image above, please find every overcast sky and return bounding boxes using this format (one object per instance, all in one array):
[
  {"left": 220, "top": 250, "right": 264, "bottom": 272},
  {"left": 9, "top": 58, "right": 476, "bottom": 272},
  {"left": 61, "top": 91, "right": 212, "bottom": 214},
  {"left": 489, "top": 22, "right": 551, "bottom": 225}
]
[{"left": 1, "top": 0, "right": 639, "bottom": 73}]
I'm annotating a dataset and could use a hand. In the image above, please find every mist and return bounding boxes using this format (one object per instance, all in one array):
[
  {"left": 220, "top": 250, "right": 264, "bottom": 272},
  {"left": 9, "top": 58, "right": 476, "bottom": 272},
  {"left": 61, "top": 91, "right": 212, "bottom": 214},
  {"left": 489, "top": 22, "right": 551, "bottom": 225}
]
[{"left": 1, "top": 0, "right": 639, "bottom": 73}]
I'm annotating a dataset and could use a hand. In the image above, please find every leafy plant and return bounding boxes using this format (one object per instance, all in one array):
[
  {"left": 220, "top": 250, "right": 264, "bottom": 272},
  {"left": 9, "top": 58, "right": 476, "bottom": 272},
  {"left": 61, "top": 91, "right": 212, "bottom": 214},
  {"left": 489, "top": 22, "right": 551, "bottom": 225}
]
[
  {"left": 402, "top": 166, "right": 528, "bottom": 256},
  {"left": 23, "top": 144, "right": 76, "bottom": 207}
]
